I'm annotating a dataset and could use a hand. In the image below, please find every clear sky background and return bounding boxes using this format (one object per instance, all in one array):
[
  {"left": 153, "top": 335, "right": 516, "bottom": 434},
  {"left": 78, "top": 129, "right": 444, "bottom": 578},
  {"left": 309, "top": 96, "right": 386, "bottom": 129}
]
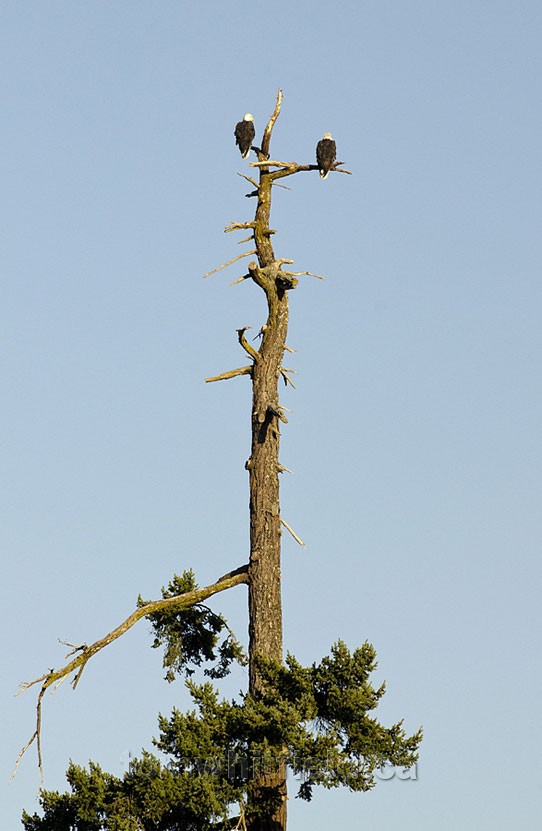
[{"left": 2, "top": 1, "right": 541, "bottom": 828}]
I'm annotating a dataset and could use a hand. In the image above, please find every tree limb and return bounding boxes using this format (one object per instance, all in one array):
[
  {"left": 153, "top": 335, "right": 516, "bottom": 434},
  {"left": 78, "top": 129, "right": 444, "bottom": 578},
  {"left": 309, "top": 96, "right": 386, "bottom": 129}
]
[
  {"left": 280, "top": 368, "right": 297, "bottom": 388},
  {"left": 205, "top": 366, "right": 253, "bottom": 383},
  {"left": 202, "top": 250, "right": 257, "bottom": 278},
  {"left": 229, "top": 274, "right": 251, "bottom": 286},
  {"left": 249, "top": 161, "right": 352, "bottom": 181},
  {"left": 237, "top": 172, "right": 259, "bottom": 189},
  {"left": 272, "top": 162, "right": 352, "bottom": 181},
  {"left": 280, "top": 518, "right": 306, "bottom": 547},
  {"left": 261, "top": 89, "right": 283, "bottom": 158},
  {"left": 288, "top": 270, "right": 325, "bottom": 280},
  {"left": 13, "top": 566, "right": 249, "bottom": 778},
  {"left": 225, "top": 221, "right": 256, "bottom": 234},
  {"left": 237, "top": 327, "right": 260, "bottom": 362}
]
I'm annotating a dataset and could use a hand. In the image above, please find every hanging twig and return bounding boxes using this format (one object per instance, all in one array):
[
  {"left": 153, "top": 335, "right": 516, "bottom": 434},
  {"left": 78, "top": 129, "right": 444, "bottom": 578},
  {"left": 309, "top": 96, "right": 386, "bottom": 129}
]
[{"left": 280, "top": 518, "right": 306, "bottom": 547}]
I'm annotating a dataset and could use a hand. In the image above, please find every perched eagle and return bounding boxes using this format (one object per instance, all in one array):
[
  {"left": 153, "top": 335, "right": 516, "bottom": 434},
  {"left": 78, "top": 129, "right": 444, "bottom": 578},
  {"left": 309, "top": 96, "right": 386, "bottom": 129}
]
[
  {"left": 316, "top": 132, "right": 336, "bottom": 179},
  {"left": 235, "top": 113, "right": 255, "bottom": 159}
]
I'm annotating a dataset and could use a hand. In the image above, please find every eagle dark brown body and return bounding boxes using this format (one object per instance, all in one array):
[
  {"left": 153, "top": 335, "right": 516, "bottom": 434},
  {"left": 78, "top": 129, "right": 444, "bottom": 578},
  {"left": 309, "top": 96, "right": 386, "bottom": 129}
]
[
  {"left": 316, "top": 133, "right": 336, "bottom": 179},
  {"left": 235, "top": 114, "right": 255, "bottom": 159}
]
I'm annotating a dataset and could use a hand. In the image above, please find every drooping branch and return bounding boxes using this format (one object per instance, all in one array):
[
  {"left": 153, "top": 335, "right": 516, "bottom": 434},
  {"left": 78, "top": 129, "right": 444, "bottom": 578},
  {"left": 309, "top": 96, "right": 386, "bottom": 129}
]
[
  {"left": 280, "top": 517, "right": 305, "bottom": 547},
  {"left": 237, "top": 327, "right": 260, "bottom": 362},
  {"left": 14, "top": 565, "right": 248, "bottom": 778},
  {"left": 280, "top": 367, "right": 297, "bottom": 388}
]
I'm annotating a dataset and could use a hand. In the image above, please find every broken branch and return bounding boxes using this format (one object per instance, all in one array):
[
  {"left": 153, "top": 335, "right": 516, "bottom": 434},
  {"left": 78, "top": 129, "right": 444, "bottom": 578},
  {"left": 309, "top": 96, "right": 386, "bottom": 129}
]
[
  {"left": 280, "top": 518, "right": 306, "bottom": 547},
  {"left": 229, "top": 274, "right": 251, "bottom": 286},
  {"left": 280, "top": 369, "right": 296, "bottom": 388},
  {"left": 205, "top": 366, "right": 253, "bottom": 383},
  {"left": 289, "top": 270, "right": 325, "bottom": 280},
  {"left": 225, "top": 221, "right": 256, "bottom": 234},
  {"left": 202, "top": 249, "right": 257, "bottom": 278},
  {"left": 237, "top": 172, "right": 259, "bottom": 189},
  {"left": 261, "top": 89, "right": 283, "bottom": 158}
]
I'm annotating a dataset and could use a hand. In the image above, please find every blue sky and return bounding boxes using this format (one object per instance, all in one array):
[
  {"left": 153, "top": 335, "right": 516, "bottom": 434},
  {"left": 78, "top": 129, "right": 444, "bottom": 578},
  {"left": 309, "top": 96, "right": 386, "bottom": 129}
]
[{"left": 2, "top": 1, "right": 541, "bottom": 828}]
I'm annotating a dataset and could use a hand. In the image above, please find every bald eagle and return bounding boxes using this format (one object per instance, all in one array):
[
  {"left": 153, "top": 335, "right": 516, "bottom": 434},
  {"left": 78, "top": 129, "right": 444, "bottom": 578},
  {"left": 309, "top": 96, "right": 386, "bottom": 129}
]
[
  {"left": 235, "top": 114, "right": 255, "bottom": 159},
  {"left": 316, "top": 132, "right": 336, "bottom": 179}
]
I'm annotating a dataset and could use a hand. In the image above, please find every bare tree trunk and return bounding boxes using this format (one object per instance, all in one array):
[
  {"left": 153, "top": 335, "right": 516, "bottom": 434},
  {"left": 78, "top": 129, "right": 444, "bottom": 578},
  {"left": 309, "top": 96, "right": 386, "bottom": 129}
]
[
  {"left": 247, "top": 283, "right": 287, "bottom": 693},
  {"left": 208, "top": 88, "right": 352, "bottom": 828},
  {"left": 246, "top": 93, "right": 289, "bottom": 831}
]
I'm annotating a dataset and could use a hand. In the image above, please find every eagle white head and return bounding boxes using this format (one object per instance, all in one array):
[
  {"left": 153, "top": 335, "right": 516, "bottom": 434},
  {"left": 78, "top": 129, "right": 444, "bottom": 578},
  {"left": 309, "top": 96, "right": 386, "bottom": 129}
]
[
  {"left": 243, "top": 113, "right": 255, "bottom": 122},
  {"left": 322, "top": 132, "right": 333, "bottom": 140}
]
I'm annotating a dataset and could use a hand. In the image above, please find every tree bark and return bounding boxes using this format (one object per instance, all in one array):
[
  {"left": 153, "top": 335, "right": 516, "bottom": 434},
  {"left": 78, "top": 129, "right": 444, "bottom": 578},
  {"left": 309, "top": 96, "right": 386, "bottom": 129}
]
[{"left": 246, "top": 93, "right": 289, "bottom": 831}]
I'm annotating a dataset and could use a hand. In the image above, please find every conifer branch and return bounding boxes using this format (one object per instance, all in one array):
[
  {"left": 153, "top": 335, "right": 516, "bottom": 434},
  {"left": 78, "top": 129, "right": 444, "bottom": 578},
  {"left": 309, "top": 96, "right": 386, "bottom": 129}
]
[{"left": 14, "top": 567, "right": 249, "bottom": 778}]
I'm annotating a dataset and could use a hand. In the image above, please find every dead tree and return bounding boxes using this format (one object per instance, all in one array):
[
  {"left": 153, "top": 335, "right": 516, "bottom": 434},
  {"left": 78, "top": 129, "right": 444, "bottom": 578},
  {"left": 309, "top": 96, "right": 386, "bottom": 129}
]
[
  {"left": 204, "top": 90, "right": 349, "bottom": 830},
  {"left": 16, "top": 90, "right": 355, "bottom": 831}
]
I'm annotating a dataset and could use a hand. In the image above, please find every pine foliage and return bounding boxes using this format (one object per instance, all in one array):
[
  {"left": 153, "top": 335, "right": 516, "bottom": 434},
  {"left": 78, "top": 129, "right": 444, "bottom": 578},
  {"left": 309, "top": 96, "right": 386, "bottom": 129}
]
[{"left": 23, "top": 624, "right": 421, "bottom": 829}]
